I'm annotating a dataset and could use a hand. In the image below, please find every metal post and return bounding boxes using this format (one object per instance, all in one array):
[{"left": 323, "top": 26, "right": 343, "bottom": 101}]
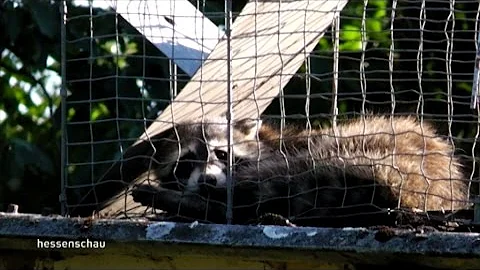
[{"left": 59, "top": 0, "right": 68, "bottom": 216}]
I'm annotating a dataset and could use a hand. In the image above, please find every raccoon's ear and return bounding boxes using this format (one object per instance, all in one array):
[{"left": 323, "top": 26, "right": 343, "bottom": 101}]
[{"left": 235, "top": 118, "right": 263, "bottom": 139}]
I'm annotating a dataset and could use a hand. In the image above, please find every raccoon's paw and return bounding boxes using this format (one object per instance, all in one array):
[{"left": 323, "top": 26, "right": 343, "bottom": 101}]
[
  {"left": 131, "top": 184, "right": 163, "bottom": 208},
  {"left": 257, "top": 213, "right": 297, "bottom": 227},
  {"left": 132, "top": 184, "right": 225, "bottom": 223}
]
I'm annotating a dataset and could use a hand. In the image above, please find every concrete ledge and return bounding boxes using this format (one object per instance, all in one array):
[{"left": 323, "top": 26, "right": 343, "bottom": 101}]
[{"left": 1, "top": 212, "right": 480, "bottom": 269}]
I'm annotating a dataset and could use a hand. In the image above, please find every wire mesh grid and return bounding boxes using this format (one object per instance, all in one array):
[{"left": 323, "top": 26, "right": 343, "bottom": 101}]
[{"left": 61, "top": 0, "right": 478, "bottom": 229}]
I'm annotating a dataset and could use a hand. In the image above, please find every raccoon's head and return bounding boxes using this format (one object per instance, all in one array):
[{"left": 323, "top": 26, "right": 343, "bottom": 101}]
[{"left": 167, "top": 117, "right": 266, "bottom": 191}]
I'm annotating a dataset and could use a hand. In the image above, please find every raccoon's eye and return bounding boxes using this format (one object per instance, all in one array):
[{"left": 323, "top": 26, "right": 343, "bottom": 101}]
[{"left": 214, "top": 150, "right": 228, "bottom": 161}]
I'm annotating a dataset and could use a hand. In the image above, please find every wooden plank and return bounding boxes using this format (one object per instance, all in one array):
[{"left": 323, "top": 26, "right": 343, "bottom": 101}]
[
  {"left": 74, "top": 0, "right": 222, "bottom": 77},
  {"left": 135, "top": 0, "right": 349, "bottom": 144},
  {"left": 97, "top": 0, "right": 349, "bottom": 216}
]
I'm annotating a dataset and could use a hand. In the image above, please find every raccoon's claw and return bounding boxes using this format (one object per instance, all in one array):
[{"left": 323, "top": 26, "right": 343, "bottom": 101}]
[
  {"left": 131, "top": 184, "right": 226, "bottom": 223},
  {"left": 132, "top": 184, "right": 188, "bottom": 213},
  {"left": 257, "top": 213, "right": 297, "bottom": 227},
  {"left": 131, "top": 184, "right": 160, "bottom": 207}
]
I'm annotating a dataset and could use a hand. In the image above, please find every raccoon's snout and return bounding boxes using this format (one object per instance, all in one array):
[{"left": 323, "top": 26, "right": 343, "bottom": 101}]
[
  {"left": 199, "top": 175, "right": 217, "bottom": 187},
  {"left": 205, "top": 163, "right": 227, "bottom": 187}
]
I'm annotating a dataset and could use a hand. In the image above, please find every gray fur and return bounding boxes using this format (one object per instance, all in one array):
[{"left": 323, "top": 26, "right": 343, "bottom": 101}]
[{"left": 131, "top": 115, "right": 471, "bottom": 226}]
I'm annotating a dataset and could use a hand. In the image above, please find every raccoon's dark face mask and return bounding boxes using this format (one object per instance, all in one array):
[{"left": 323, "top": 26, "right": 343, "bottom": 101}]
[
  {"left": 163, "top": 117, "right": 266, "bottom": 192},
  {"left": 165, "top": 141, "right": 208, "bottom": 191},
  {"left": 167, "top": 143, "right": 248, "bottom": 192}
]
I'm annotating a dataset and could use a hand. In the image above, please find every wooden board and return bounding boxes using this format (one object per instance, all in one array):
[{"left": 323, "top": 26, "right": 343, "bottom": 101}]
[
  {"left": 135, "top": 0, "right": 349, "bottom": 144},
  {"left": 98, "top": 0, "right": 349, "bottom": 217}
]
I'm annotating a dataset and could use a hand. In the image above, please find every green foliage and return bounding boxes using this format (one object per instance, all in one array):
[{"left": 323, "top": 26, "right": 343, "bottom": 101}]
[
  {"left": 0, "top": 0, "right": 62, "bottom": 212},
  {"left": 0, "top": 0, "right": 478, "bottom": 215}
]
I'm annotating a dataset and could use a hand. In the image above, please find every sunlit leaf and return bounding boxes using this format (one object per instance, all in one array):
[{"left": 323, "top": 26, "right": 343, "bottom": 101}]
[
  {"left": 341, "top": 25, "right": 362, "bottom": 42},
  {"left": 340, "top": 40, "right": 363, "bottom": 52},
  {"left": 90, "top": 103, "right": 110, "bottom": 121}
]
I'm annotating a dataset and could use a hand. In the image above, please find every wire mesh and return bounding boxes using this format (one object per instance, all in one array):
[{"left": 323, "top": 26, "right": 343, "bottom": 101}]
[{"left": 62, "top": 0, "right": 478, "bottom": 230}]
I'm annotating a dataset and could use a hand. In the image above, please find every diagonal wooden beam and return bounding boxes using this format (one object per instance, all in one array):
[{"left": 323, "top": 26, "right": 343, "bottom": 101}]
[{"left": 135, "top": 0, "right": 348, "bottom": 144}]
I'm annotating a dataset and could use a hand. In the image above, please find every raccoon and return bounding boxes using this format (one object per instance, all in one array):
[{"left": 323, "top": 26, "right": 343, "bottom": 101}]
[
  {"left": 70, "top": 116, "right": 268, "bottom": 217},
  {"left": 149, "top": 116, "right": 269, "bottom": 192},
  {"left": 131, "top": 115, "right": 471, "bottom": 227}
]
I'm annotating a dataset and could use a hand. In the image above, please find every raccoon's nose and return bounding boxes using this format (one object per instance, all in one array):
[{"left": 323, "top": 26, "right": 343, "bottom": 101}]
[{"left": 200, "top": 175, "right": 217, "bottom": 187}]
